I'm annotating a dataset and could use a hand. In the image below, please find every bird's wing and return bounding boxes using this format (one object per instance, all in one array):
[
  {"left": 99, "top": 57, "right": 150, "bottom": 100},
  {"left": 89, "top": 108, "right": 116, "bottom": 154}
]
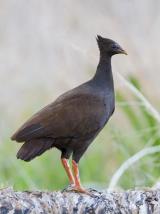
[{"left": 11, "top": 91, "right": 108, "bottom": 142}]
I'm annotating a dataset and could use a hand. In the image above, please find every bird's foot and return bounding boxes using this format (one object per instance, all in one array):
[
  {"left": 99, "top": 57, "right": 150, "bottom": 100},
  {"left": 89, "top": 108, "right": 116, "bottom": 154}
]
[
  {"left": 62, "top": 183, "right": 75, "bottom": 192},
  {"left": 71, "top": 185, "right": 92, "bottom": 196},
  {"left": 62, "top": 185, "right": 95, "bottom": 196}
]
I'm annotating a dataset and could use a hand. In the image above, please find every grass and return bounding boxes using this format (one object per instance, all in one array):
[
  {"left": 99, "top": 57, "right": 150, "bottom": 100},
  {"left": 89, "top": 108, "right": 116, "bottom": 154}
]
[{"left": 0, "top": 75, "right": 160, "bottom": 191}]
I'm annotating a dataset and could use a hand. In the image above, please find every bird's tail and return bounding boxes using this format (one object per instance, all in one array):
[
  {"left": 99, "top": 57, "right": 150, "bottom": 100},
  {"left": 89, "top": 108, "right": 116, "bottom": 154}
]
[{"left": 17, "top": 138, "right": 54, "bottom": 162}]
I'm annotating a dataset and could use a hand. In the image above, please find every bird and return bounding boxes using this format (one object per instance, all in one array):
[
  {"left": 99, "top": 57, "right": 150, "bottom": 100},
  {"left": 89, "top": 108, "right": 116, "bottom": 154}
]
[{"left": 11, "top": 35, "right": 127, "bottom": 194}]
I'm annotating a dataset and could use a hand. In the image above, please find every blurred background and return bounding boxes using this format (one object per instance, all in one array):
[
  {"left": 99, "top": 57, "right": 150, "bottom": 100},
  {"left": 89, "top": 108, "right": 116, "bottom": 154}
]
[{"left": 0, "top": 0, "right": 160, "bottom": 191}]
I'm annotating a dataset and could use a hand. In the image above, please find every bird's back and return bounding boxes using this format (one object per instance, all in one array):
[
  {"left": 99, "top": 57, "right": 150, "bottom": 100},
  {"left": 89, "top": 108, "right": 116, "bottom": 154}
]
[{"left": 11, "top": 80, "right": 114, "bottom": 144}]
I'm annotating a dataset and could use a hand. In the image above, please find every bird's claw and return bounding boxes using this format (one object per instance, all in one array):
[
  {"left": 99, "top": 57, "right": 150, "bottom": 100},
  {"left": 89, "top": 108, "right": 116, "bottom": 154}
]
[
  {"left": 71, "top": 185, "right": 93, "bottom": 196},
  {"left": 62, "top": 184, "right": 92, "bottom": 196},
  {"left": 62, "top": 183, "right": 75, "bottom": 192}
]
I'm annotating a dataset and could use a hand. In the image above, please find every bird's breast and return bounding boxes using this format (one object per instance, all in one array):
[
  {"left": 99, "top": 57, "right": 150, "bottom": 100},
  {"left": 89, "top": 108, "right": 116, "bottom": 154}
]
[{"left": 101, "top": 93, "right": 115, "bottom": 124}]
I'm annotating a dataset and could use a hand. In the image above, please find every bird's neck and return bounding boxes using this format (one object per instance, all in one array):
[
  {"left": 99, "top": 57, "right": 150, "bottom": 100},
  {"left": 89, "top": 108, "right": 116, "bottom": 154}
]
[{"left": 92, "top": 55, "right": 114, "bottom": 91}]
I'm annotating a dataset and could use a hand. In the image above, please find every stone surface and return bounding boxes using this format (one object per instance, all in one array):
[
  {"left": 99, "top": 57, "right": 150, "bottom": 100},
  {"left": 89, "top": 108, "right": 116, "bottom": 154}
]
[{"left": 0, "top": 187, "right": 160, "bottom": 213}]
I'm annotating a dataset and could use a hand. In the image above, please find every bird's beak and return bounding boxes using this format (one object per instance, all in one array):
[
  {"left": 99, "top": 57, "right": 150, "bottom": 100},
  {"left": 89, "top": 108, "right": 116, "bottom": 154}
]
[{"left": 118, "top": 48, "right": 128, "bottom": 55}]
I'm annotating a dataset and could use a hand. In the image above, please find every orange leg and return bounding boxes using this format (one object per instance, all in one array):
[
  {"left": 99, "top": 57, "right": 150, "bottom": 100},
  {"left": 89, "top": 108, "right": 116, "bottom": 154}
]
[
  {"left": 61, "top": 158, "right": 75, "bottom": 185},
  {"left": 72, "top": 160, "right": 88, "bottom": 193}
]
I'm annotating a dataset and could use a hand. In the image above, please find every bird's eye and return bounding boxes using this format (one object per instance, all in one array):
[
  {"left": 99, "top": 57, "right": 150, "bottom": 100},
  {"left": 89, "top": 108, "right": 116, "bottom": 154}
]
[{"left": 111, "top": 43, "right": 120, "bottom": 50}]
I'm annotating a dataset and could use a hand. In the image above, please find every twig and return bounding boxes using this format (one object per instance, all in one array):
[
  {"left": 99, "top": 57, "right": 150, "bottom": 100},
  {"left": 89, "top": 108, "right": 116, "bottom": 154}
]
[
  {"left": 117, "top": 73, "right": 160, "bottom": 123},
  {"left": 108, "top": 145, "right": 160, "bottom": 190}
]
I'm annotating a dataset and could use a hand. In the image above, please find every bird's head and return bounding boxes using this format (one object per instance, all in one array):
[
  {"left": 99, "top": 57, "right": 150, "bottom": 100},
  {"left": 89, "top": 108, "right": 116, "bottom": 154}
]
[{"left": 96, "top": 35, "right": 127, "bottom": 57}]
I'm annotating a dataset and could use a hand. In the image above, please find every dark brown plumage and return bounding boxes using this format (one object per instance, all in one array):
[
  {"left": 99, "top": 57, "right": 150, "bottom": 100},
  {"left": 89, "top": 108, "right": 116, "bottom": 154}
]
[{"left": 11, "top": 35, "right": 127, "bottom": 193}]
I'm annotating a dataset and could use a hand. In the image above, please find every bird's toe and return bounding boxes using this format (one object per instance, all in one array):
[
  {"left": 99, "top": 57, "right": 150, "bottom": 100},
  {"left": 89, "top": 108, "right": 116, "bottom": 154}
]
[
  {"left": 62, "top": 183, "right": 75, "bottom": 192},
  {"left": 71, "top": 185, "right": 93, "bottom": 196}
]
